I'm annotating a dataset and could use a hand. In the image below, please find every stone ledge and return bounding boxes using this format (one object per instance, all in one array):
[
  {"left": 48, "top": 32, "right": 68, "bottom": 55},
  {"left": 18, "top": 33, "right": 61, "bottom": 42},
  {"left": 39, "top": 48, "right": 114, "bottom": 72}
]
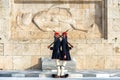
[{"left": 41, "top": 58, "right": 76, "bottom": 71}]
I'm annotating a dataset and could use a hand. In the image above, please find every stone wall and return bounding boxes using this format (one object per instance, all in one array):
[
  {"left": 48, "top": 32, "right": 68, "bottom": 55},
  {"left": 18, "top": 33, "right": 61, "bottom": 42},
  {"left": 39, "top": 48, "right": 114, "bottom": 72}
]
[{"left": 0, "top": 0, "right": 120, "bottom": 70}]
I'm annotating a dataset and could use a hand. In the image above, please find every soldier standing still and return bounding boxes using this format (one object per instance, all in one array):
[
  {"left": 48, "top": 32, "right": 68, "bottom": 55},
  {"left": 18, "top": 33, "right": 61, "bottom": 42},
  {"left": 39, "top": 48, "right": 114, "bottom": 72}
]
[
  {"left": 60, "top": 32, "right": 73, "bottom": 78},
  {"left": 48, "top": 31, "right": 73, "bottom": 78},
  {"left": 48, "top": 32, "right": 61, "bottom": 78}
]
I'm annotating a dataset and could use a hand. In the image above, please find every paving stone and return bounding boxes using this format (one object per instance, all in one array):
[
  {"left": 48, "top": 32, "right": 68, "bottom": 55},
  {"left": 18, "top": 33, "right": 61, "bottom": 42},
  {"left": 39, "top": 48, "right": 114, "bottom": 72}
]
[
  {"left": 0, "top": 74, "right": 11, "bottom": 77},
  {"left": 12, "top": 74, "right": 25, "bottom": 77}
]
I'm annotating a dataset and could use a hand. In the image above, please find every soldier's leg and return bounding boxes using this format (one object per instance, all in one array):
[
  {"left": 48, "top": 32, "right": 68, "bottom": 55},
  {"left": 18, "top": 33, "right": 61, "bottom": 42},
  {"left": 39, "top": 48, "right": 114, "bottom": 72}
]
[
  {"left": 56, "top": 59, "right": 61, "bottom": 77},
  {"left": 61, "top": 61, "right": 67, "bottom": 76}
]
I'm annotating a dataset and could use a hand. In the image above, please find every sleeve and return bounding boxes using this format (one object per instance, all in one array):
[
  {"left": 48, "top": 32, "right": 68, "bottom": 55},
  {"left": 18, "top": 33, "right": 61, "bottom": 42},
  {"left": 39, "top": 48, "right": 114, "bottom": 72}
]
[{"left": 62, "top": 39, "right": 67, "bottom": 55}]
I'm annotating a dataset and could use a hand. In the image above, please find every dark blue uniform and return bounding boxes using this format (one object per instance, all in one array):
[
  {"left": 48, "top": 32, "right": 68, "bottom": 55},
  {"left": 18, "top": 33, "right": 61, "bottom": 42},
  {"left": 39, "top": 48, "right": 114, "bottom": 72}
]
[
  {"left": 51, "top": 36, "right": 61, "bottom": 59},
  {"left": 60, "top": 37, "right": 71, "bottom": 61},
  {"left": 50, "top": 35, "right": 72, "bottom": 61}
]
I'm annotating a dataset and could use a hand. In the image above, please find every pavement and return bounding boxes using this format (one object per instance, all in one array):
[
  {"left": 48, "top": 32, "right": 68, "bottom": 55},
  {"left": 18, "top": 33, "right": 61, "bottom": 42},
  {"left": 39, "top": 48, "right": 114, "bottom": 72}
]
[{"left": 0, "top": 70, "right": 120, "bottom": 80}]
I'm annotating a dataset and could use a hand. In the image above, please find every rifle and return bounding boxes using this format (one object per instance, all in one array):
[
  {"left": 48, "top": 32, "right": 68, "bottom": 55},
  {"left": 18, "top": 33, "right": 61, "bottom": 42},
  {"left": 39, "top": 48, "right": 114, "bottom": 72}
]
[
  {"left": 48, "top": 35, "right": 62, "bottom": 48},
  {"left": 67, "top": 42, "right": 73, "bottom": 48}
]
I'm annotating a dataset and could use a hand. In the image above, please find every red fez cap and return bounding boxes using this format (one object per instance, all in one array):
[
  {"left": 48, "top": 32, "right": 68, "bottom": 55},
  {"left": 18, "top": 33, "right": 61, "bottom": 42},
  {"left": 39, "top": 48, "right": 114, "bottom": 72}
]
[
  {"left": 62, "top": 32, "right": 67, "bottom": 36},
  {"left": 55, "top": 32, "right": 59, "bottom": 36}
]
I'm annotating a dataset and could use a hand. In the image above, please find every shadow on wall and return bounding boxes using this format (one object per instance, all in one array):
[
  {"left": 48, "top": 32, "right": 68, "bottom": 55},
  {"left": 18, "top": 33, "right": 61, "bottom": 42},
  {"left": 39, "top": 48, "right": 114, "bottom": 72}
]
[
  {"left": 95, "top": 1, "right": 103, "bottom": 37},
  {"left": 26, "top": 58, "right": 42, "bottom": 70}
]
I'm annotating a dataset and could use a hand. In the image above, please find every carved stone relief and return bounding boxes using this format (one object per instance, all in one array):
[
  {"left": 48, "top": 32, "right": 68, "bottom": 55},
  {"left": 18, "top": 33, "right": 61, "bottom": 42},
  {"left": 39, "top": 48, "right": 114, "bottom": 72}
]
[
  {"left": 17, "top": 13, "right": 32, "bottom": 26},
  {"left": 32, "top": 7, "right": 75, "bottom": 32},
  {"left": 11, "top": 1, "right": 103, "bottom": 40}
]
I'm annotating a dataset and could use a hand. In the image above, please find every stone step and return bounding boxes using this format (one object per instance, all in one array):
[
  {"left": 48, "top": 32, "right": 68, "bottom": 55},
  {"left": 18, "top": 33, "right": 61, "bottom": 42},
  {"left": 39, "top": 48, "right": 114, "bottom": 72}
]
[
  {"left": 1, "top": 77, "right": 120, "bottom": 80},
  {"left": 42, "top": 58, "right": 76, "bottom": 71},
  {"left": 0, "top": 70, "right": 120, "bottom": 78},
  {"left": 0, "top": 73, "right": 118, "bottom": 78}
]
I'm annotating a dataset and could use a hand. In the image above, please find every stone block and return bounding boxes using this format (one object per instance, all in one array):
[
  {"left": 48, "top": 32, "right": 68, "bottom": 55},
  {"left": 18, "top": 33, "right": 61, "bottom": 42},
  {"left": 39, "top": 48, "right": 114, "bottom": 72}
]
[
  {"left": 113, "top": 44, "right": 120, "bottom": 55},
  {"left": 25, "top": 73, "right": 39, "bottom": 77},
  {"left": 42, "top": 57, "right": 76, "bottom": 71},
  {"left": 108, "top": 7, "right": 120, "bottom": 18},
  {"left": 0, "top": 0, "right": 9, "bottom": 8},
  {"left": 31, "top": 56, "right": 42, "bottom": 70},
  {"left": 105, "top": 56, "right": 115, "bottom": 69},
  {"left": 72, "top": 44, "right": 96, "bottom": 56},
  {"left": 69, "top": 74, "right": 83, "bottom": 78},
  {"left": 0, "top": 56, "right": 13, "bottom": 70},
  {"left": 12, "top": 74, "right": 25, "bottom": 77},
  {"left": 95, "top": 44, "right": 113, "bottom": 56},
  {"left": 108, "top": 0, "right": 113, "bottom": 7},
  {"left": 68, "top": 31, "right": 80, "bottom": 39},
  {"left": 13, "top": 56, "right": 31, "bottom": 70},
  {"left": 112, "top": 0, "right": 119, "bottom": 7},
  {"left": 86, "top": 39, "right": 102, "bottom": 44},
  {"left": 74, "top": 56, "right": 86, "bottom": 70},
  {"left": 96, "top": 74, "right": 110, "bottom": 78},
  {"left": 0, "top": 43, "right": 4, "bottom": 55},
  {"left": 0, "top": 8, "right": 9, "bottom": 19},
  {"left": 112, "top": 19, "right": 120, "bottom": 32},
  {"left": 13, "top": 43, "right": 41, "bottom": 56},
  {"left": 0, "top": 74, "right": 11, "bottom": 77},
  {"left": 71, "top": 39, "right": 87, "bottom": 44},
  {"left": 113, "top": 56, "right": 120, "bottom": 69},
  {"left": 4, "top": 44, "right": 14, "bottom": 56},
  {"left": 41, "top": 43, "right": 52, "bottom": 56},
  {"left": 108, "top": 32, "right": 120, "bottom": 43},
  {"left": 84, "top": 56, "right": 105, "bottom": 70},
  {"left": 107, "top": 19, "right": 114, "bottom": 32}
]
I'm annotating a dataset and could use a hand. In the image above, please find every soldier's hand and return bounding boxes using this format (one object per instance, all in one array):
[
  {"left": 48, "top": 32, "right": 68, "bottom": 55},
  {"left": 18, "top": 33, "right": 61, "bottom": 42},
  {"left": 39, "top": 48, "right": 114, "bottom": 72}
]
[
  {"left": 71, "top": 45, "right": 73, "bottom": 48},
  {"left": 64, "top": 55, "right": 66, "bottom": 59},
  {"left": 48, "top": 46, "right": 50, "bottom": 48}
]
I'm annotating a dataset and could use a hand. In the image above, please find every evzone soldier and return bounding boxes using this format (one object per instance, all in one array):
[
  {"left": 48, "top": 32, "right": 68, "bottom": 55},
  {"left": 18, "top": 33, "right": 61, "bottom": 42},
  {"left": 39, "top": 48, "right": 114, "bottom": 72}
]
[{"left": 48, "top": 31, "right": 73, "bottom": 78}]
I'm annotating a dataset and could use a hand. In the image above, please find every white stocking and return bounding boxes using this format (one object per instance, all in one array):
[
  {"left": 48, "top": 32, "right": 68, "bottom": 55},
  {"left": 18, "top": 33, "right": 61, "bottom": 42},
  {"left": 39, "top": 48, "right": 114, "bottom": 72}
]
[
  {"left": 56, "top": 60, "right": 61, "bottom": 76},
  {"left": 61, "top": 61, "right": 67, "bottom": 76}
]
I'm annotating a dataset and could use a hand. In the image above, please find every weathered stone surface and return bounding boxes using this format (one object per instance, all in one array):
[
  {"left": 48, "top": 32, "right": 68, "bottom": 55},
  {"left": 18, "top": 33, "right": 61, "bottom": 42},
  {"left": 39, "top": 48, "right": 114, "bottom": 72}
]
[
  {"left": 95, "top": 44, "right": 113, "bottom": 56},
  {"left": 74, "top": 56, "right": 86, "bottom": 70},
  {"left": 72, "top": 44, "right": 96, "bottom": 56},
  {"left": 0, "top": 56, "right": 13, "bottom": 70},
  {"left": 42, "top": 57, "right": 76, "bottom": 71},
  {"left": 0, "top": 19, "right": 9, "bottom": 42},
  {"left": 113, "top": 44, "right": 120, "bottom": 55},
  {"left": 4, "top": 43, "right": 41, "bottom": 56},
  {"left": 112, "top": 19, "right": 120, "bottom": 32},
  {"left": 86, "top": 39, "right": 102, "bottom": 44},
  {"left": 4, "top": 43, "right": 14, "bottom": 56},
  {"left": 40, "top": 43, "right": 51, "bottom": 56},
  {"left": 108, "top": 32, "right": 120, "bottom": 43},
  {"left": 31, "top": 56, "right": 42, "bottom": 70},
  {"left": 1, "top": 0, "right": 120, "bottom": 70},
  {"left": 75, "top": 56, "right": 106, "bottom": 70},
  {"left": 105, "top": 56, "right": 115, "bottom": 69},
  {"left": 13, "top": 56, "right": 31, "bottom": 70},
  {"left": 85, "top": 56, "right": 105, "bottom": 70},
  {"left": 0, "top": 43, "right": 4, "bottom": 55},
  {"left": 113, "top": 56, "right": 120, "bottom": 69},
  {"left": 108, "top": 7, "right": 120, "bottom": 18},
  {"left": 11, "top": 0, "right": 102, "bottom": 40}
]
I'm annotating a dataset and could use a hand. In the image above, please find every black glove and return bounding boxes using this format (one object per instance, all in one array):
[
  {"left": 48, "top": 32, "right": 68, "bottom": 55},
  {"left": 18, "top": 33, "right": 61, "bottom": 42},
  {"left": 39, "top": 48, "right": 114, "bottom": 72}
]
[{"left": 50, "top": 47, "right": 53, "bottom": 50}]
